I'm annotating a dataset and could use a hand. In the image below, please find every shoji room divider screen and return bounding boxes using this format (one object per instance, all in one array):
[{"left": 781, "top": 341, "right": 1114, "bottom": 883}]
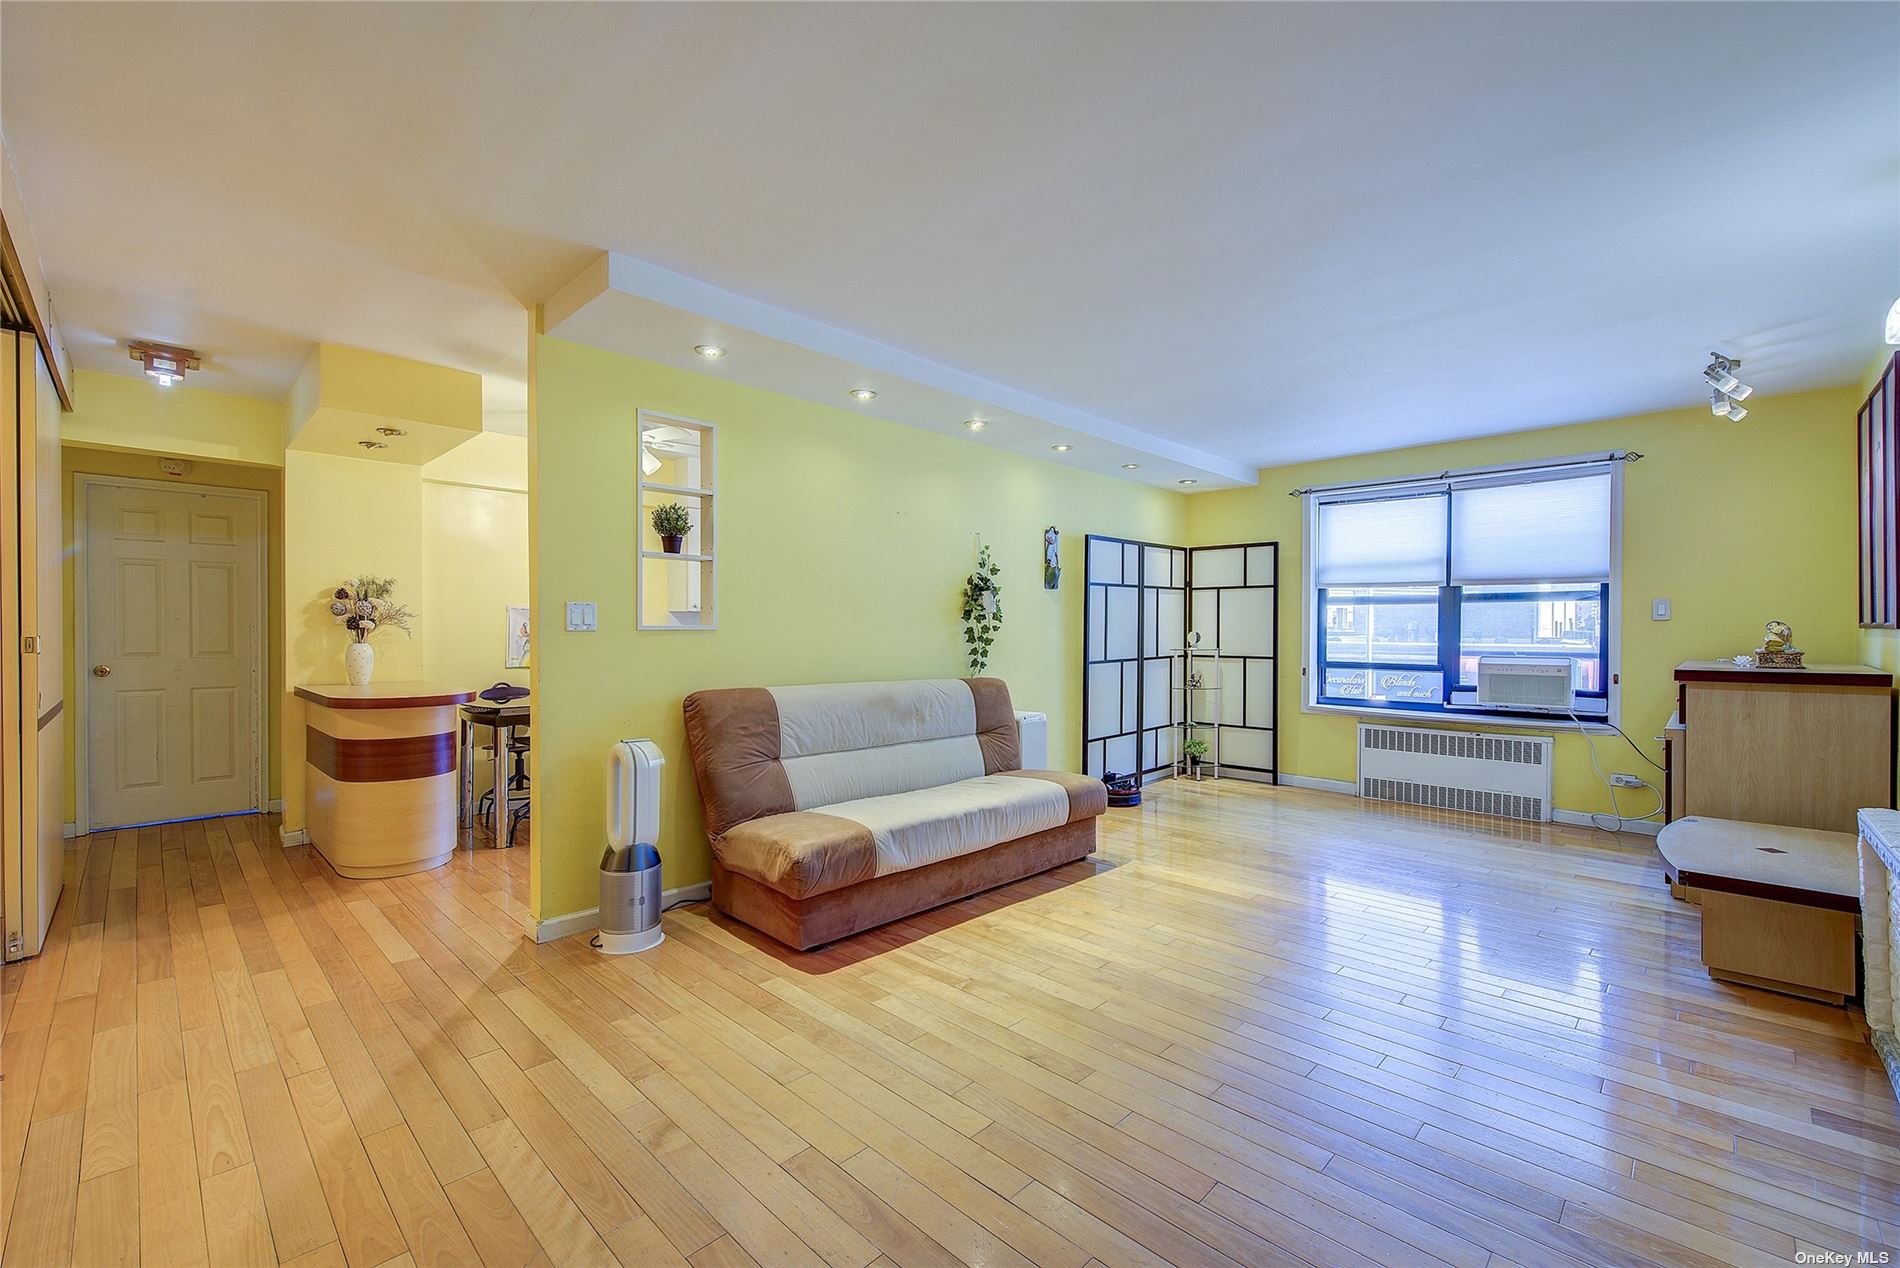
[{"left": 1082, "top": 535, "right": 1279, "bottom": 783}]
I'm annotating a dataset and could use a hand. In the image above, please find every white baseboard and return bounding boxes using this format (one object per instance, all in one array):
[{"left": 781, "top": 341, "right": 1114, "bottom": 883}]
[
  {"left": 280, "top": 826, "right": 310, "bottom": 847},
  {"left": 267, "top": 799, "right": 285, "bottom": 814},
  {"left": 62, "top": 821, "right": 77, "bottom": 840},
  {"left": 1276, "top": 773, "right": 1358, "bottom": 795},
  {"left": 524, "top": 880, "right": 714, "bottom": 945}
]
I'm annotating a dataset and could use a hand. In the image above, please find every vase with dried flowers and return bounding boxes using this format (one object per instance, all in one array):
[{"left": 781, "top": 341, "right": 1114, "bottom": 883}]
[{"left": 327, "top": 575, "right": 414, "bottom": 685}]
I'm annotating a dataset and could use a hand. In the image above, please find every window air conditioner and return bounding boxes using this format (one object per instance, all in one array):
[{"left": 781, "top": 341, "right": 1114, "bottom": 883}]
[{"left": 1475, "top": 656, "right": 1575, "bottom": 713}]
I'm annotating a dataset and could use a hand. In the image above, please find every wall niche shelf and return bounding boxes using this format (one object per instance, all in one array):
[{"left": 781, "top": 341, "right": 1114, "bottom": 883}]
[{"left": 636, "top": 409, "right": 718, "bottom": 631}]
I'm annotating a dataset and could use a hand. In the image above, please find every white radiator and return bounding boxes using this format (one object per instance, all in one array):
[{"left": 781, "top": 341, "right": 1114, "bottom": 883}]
[{"left": 1357, "top": 723, "right": 1553, "bottom": 822}]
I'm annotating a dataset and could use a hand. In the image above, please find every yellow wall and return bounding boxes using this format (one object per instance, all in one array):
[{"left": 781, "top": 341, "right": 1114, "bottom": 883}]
[
  {"left": 64, "top": 370, "right": 284, "bottom": 469},
  {"left": 280, "top": 452, "right": 427, "bottom": 830},
  {"left": 529, "top": 336, "right": 1187, "bottom": 920},
  {"left": 1188, "top": 385, "right": 1864, "bottom": 818},
  {"left": 60, "top": 445, "right": 286, "bottom": 823},
  {"left": 420, "top": 438, "right": 530, "bottom": 716}
]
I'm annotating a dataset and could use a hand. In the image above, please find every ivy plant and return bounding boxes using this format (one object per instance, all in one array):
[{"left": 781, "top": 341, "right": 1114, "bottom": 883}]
[{"left": 960, "top": 545, "right": 1003, "bottom": 674}]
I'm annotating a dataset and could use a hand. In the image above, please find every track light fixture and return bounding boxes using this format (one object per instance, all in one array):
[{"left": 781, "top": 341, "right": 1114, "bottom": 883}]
[
  {"left": 1710, "top": 389, "right": 1747, "bottom": 423},
  {"left": 1704, "top": 353, "right": 1752, "bottom": 422},
  {"left": 1703, "top": 353, "right": 1753, "bottom": 401}
]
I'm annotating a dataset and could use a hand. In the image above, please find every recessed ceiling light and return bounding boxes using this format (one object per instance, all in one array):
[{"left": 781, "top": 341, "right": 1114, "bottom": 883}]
[
  {"left": 963, "top": 419, "right": 987, "bottom": 431},
  {"left": 1050, "top": 444, "right": 1072, "bottom": 453},
  {"left": 1121, "top": 463, "right": 1141, "bottom": 470},
  {"left": 1178, "top": 478, "right": 1198, "bottom": 486},
  {"left": 849, "top": 388, "right": 877, "bottom": 401},
  {"left": 694, "top": 344, "right": 726, "bottom": 359}
]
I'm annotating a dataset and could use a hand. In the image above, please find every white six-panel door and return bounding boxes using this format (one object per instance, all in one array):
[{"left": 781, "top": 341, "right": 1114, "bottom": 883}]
[{"left": 84, "top": 481, "right": 263, "bottom": 830}]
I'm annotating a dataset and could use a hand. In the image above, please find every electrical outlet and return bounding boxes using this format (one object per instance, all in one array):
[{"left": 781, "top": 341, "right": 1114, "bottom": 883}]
[
  {"left": 1611, "top": 772, "right": 1646, "bottom": 788},
  {"left": 1651, "top": 598, "right": 1671, "bottom": 621}
]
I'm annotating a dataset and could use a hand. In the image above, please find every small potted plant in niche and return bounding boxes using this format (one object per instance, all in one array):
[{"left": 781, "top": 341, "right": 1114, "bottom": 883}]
[
  {"left": 1183, "top": 737, "right": 1210, "bottom": 780},
  {"left": 651, "top": 501, "right": 692, "bottom": 554}
]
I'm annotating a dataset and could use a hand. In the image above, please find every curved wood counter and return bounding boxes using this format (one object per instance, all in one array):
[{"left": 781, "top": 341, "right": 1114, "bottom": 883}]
[{"left": 296, "top": 682, "right": 475, "bottom": 878}]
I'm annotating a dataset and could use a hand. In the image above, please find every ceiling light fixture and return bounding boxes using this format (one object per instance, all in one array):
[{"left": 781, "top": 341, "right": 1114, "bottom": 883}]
[
  {"left": 128, "top": 340, "right": 200, "bottom": 387},
  {"left": 1886, "top": 298, "right": 1900, "bottom": 345},
  {"left": 1703, "top": 353, "right": 1753, "bottom": 400},
  {"left": 358, "top": 440, "right": 387, "bottom": 451},
  {"left": 1051, "top": 444, "right": 1072, "bottom": 453},
  {"left": 375, "top": 427, "right": 406, "bottom": 437},
  {"left": 1704, "top": 353, "right": 1753, "bottom": 422},
  {"left": 693, "top": 344, "right": 726, "bottom": 360},
  {"left": 1121, "top": 463, "right": 1141, "bottom": 470},
  {"left": 1178, "top": 478, "right": 1199, "bottom": 486},
  {"left": 849, "top": 388, "right": 877, "bottom": 401},
  {"left": 963, "top": 419, "right": 987, "bottom": 431}
]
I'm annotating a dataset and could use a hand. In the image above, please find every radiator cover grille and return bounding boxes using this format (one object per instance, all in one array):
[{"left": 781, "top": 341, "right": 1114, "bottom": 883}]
[{"left": 1357, "top": 723, "right": 1553, "bottom": 823}]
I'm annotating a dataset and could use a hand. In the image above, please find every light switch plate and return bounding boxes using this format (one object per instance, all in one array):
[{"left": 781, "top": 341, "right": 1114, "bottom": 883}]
[
  {"left": 565, "top": 601, "right": 598, "bottom": 632},
  {"left": 1651, "top": 598, "right": 1671, "bottom": 621}
]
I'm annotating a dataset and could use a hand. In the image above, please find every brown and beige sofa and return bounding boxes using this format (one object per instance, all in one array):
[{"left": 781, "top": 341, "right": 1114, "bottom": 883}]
[{"left": 683, "top": 677, "right": 1105, "bottom": 949}]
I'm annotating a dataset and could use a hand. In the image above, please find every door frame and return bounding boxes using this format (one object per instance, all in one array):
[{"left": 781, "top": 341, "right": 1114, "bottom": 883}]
[{"left": 72, "top": 473, "right": 269, "bottom": 836}]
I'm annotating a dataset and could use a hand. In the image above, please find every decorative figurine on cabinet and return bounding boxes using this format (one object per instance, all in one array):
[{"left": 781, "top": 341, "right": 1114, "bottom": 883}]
[
  {"left": 1735, "top": 619, "right": 1806, "bottom": 669},
  {"left": 1044, "top": 526, "right": 1061, "bottom": 590}
]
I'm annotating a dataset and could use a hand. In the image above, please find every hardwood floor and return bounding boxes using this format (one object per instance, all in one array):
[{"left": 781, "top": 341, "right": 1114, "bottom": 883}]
[{"left": 5, "top": 779, "right": 1899, "bottom": 1266}]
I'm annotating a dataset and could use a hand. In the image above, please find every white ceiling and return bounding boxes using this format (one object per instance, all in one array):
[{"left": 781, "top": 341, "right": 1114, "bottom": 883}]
[{"left": 3, "top": 2, "right": 1895, "bottom": 471}]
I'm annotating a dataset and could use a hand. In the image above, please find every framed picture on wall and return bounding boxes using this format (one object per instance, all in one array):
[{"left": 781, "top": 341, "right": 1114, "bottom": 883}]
[
  {"left": 1862, "top": 352, "right": 1900, "bottom": 628},
  {"left": 505, "top": 604, "right": 531, "bottom": 667}
]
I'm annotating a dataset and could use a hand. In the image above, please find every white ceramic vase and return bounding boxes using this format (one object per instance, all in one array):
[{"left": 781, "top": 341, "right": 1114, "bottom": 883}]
[{"left": 344, "top": 641, "right": 375, "bottom": 686}]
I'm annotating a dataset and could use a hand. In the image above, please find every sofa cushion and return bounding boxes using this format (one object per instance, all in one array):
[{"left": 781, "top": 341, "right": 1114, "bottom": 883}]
[
  {"left": 714, "top": 770, "right": 1096, "bottom": 898},
  {"left": 717, "top": 811, "right": 877, "bottom": 900}
]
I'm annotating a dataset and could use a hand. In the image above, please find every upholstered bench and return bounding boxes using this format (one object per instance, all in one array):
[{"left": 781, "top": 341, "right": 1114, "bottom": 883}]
[{"left": 1655, "top": 815, "right": 1860, "bottom": 1004}]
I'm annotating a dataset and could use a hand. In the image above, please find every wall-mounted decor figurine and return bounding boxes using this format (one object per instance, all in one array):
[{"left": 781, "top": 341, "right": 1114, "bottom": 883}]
[{"left": 1044, "top": 526, "right": 1061, "bottom": 590}]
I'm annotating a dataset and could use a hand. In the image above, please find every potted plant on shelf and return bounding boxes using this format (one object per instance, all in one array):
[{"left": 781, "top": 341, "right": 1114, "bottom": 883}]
[
  {"left": 327, "top": 575, "right": 414, "bottom": 685},
  {"left": 1183, "top": 737, "right": 1210, "bottom": 780},
  {"left": 651, "top": 502, "right": 692, "bottom": 554}
]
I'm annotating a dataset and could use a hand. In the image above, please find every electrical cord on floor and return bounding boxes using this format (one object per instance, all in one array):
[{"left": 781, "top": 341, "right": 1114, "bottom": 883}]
[{"left": 1570, "top": 710, "right": 1665, "bottom": 833}]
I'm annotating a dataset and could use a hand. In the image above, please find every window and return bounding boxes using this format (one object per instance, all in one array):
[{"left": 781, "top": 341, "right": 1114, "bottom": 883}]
[{"left": 1306, "top": 460, "right": 1619, "bottom": 721}]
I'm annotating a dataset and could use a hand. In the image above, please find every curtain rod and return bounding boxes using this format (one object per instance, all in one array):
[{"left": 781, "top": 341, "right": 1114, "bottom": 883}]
[{"left": 1288, "top": 450, "right": 1642, "bottom": 498}]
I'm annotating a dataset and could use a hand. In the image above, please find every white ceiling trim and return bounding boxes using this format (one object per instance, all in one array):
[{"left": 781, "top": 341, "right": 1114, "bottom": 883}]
[{"left": 546, "top": 253, "right": 1256, "bottom": 489}]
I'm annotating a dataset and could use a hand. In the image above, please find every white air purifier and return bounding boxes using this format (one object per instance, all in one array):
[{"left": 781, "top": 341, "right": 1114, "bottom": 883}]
[{"left": 600, "top": 739, "right": 665, "bottom": 954}]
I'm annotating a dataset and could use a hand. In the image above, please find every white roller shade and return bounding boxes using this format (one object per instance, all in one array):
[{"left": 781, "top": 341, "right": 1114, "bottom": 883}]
[
  {"left": 1314, "top": 493, "right": 1447, "bottom": 587},
  {"left": 1450, "top": 471, "right": 1611, "bottom": 585}
]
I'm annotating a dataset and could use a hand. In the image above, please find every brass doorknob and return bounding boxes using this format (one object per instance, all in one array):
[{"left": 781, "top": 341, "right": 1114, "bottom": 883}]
[{"left": 92, "top": 665, "right": 111, "bottom": 677}]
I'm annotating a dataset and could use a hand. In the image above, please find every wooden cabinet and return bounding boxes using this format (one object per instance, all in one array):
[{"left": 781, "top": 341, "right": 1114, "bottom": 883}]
[{"left": 1669, "top": 661, "right": 1892, "bottom": 834}]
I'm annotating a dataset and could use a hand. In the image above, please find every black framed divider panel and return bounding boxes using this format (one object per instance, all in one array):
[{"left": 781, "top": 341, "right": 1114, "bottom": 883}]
[
  {"left": 1083, "top": 534, "right": 1276, "bottom": 783},
  {"left": 1187, "top": 542, "right": 1279, "bottom": 780},
  {"left": 1082, "top": 535, "right": 1186, "bottom": 780}
]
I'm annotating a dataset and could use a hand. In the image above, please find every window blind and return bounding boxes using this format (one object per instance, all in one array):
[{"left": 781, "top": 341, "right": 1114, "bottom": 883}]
[
  {"left": 1313, "top": 492, "right": 1448, "bottom": 587},
  {"left": 1449, "top": 471, "right": 1612, "bottom": 585}
]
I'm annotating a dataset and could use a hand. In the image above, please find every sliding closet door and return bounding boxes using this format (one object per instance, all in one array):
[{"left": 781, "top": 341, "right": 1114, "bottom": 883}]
[{"left": 1188, "top": 542, "right": 1279, "bottom": 781}]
